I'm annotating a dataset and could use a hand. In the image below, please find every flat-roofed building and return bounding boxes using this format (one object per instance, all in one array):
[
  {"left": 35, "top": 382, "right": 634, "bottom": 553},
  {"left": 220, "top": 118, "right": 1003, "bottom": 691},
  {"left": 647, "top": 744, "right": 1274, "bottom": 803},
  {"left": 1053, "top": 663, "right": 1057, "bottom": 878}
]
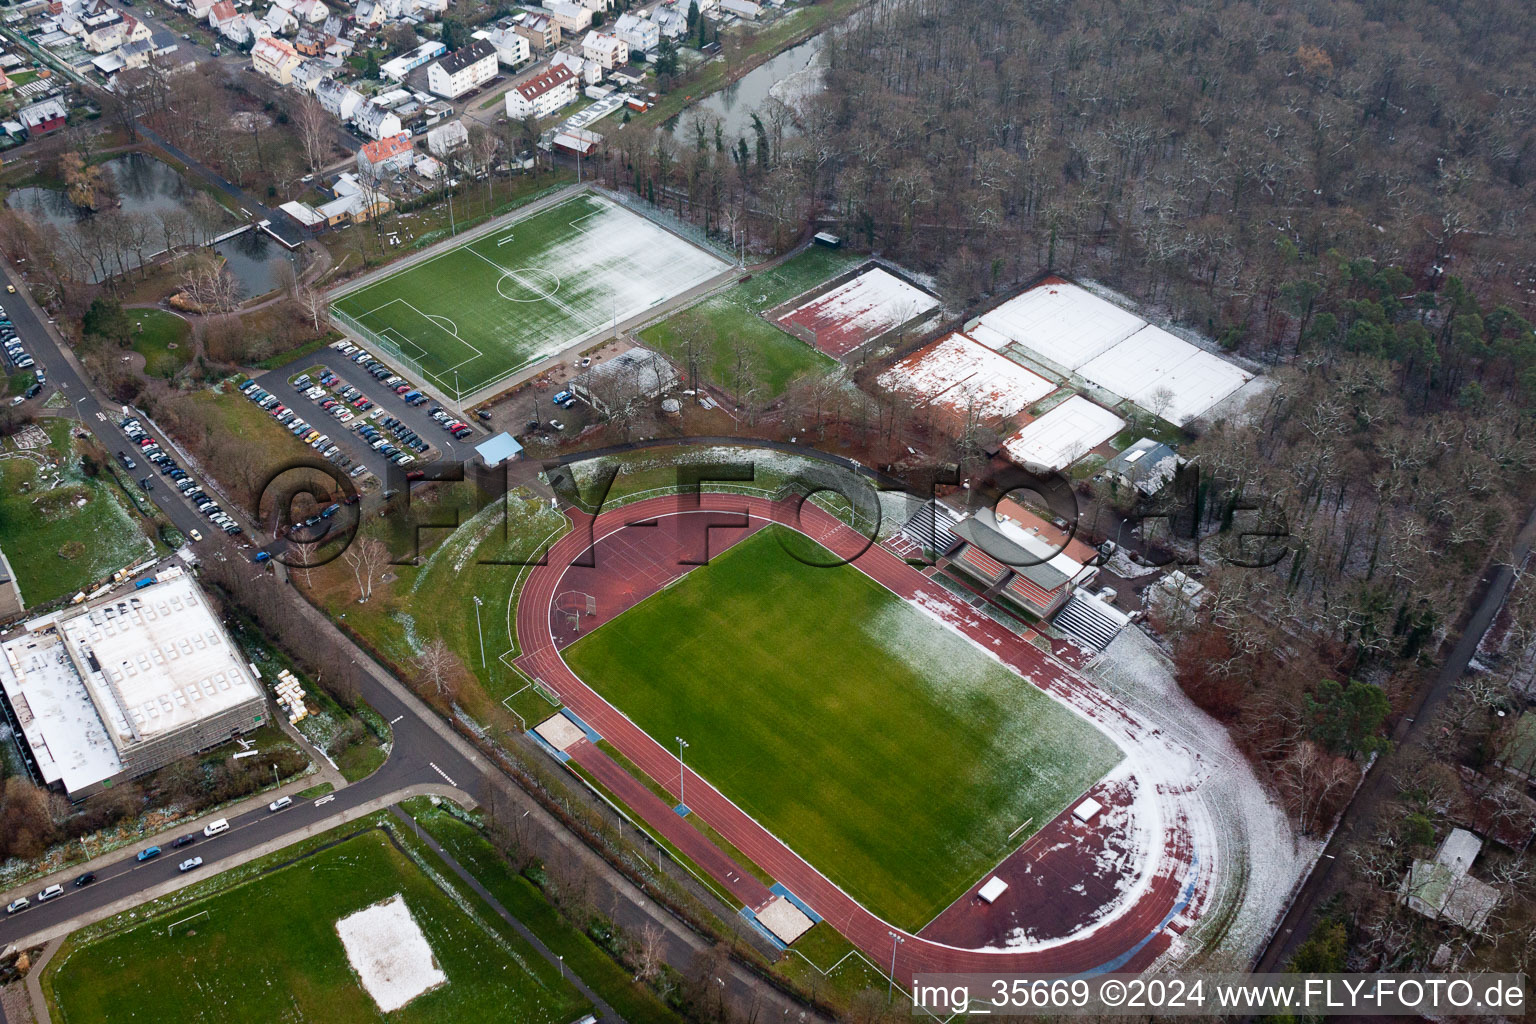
[{"left": 0, "top": 569, "right": 267, "bottom": 797}]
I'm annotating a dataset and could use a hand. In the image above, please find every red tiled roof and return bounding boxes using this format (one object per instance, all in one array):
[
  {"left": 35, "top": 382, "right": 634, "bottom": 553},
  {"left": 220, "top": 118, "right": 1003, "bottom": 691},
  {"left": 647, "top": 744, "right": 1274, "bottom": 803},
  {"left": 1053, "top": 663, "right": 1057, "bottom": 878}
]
[
  {"left": 359, "top": 132, "right": 412, "bottom": 163},
  {"left": 515, "top": 62, "right": 574, "bottom": 100}
]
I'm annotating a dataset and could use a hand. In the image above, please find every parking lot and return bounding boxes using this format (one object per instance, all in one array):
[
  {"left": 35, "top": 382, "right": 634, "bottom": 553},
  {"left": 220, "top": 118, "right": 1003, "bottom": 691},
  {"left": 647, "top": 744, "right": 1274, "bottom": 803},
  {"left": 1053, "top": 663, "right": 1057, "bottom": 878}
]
[{"left": 255, "top": 341, "right": 487, "bottom": 482}]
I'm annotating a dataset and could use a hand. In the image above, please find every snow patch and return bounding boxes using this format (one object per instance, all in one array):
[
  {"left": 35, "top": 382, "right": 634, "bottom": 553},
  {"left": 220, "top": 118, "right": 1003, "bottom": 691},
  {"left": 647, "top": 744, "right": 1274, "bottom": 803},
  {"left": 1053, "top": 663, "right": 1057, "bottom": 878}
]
[{"left": 335, "top": 893, "right": 447, "bottom": 1013}]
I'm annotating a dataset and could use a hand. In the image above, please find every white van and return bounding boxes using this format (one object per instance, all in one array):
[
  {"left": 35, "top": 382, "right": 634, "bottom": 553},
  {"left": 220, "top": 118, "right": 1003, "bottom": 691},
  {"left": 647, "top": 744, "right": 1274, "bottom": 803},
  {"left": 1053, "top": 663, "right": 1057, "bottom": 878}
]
[
  {"left": 203, "top": 818, "right": 230, "bottom": 837},
  {"left": 36, "top": 884, "right": 64, "bottom": 902}
]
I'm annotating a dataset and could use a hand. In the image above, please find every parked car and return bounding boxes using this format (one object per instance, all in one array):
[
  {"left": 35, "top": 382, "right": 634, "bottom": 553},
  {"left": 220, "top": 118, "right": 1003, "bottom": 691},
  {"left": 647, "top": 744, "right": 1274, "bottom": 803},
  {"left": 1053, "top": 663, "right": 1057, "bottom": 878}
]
[
  {"left": 268, "top": 796, "right": 293, "bottom": 812},
  {"left": 137, "top": 846, "right": 162, "bottom": 862},
  {"left": 178, "top": 857, "right": 204, "bottom": 873},
  {"left": 5, "top": 898, "right": 28, "bottom": 914},
  {"left": 73, "top": 872, "right": 96, "bottom": 887}
]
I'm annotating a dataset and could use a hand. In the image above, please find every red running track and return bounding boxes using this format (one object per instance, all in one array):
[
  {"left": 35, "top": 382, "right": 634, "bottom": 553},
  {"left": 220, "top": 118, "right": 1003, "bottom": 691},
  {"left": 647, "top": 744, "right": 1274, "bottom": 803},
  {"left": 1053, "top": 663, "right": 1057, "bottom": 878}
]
[{"left": 515, "top": 494, "right": 1192, "bottom": 980}]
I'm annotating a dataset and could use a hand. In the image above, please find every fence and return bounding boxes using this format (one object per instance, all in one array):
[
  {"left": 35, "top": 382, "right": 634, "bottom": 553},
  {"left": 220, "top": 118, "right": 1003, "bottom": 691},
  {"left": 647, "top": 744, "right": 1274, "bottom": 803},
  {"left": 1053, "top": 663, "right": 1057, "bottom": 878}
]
[
  {"left": 328, "top": 308, "right": 462, "bottom": 403},
  {"left": 594, "top": 185, "right": 739, "bottom": 264}
]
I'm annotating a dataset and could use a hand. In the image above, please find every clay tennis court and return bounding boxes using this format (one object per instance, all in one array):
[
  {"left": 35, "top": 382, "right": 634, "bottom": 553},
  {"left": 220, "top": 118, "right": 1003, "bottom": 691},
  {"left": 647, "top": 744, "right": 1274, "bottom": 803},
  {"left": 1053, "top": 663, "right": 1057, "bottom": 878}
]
[{"left": 773, "top": 265, "right": 940, "bottom": 358}]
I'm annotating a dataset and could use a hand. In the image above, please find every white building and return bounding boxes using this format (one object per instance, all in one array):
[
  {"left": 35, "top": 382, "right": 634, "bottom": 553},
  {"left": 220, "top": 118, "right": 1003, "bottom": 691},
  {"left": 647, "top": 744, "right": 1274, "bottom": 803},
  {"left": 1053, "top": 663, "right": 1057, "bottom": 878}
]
[
  {"left": 353, "top": 100, "right": 403, "bottom": 141},
  {"left": 550, "top": 48, "right": 599, "bottom": 86},
  {"left": 381, "top": 39, "right": 446, "bottom": 81},
  {"left": 0, "top": 570, "right": 268, "bottom": 798},
  {"left": 475, "top": 25, "right": 531, "bottom": 67},
  {"left": 580, "top": 30, "right": 626, "bottom": 70},
  {"left": 541, "top": 0, "right": 591, "bottom": 35},
  {"left": 425, "top": 118, "right": 468, "bottom": 157},
  {"left": 316, "top": 76, "right": 363, "bottom": 119},
  {"left": 505, "top": 61, "right": 577, "bottom": 119},
  {"left": 613, "top": 11, "right": 657, "bottom": 53},
  {"left": 425, "top": 39, "right": 497, "bottom": 99}
]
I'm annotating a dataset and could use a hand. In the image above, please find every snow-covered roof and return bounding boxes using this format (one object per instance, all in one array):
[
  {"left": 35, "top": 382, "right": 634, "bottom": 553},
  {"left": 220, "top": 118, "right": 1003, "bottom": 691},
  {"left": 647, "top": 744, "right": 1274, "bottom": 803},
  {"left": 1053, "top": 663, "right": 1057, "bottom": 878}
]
[
  {"left": 1000, "top": 395, "right": 1124, "bottom": 472},
  {"left": 58, "top": 573, "right": 265, "bottom": 749},
  {"left": 1077, "top": 324, "right": 1252, "bottom": 425},
  {"left": 0, "top": 629, "right": 125, "bottom": 793},
  {"left": 971, "top": 280, "right": 1144, "bottom": 372}
]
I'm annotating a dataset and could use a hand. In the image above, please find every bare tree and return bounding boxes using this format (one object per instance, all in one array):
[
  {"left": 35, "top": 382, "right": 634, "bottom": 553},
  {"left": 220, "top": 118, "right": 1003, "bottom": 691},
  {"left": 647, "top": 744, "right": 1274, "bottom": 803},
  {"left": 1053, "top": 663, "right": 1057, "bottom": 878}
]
[
  {"left": 414, "top": 637, "right": 457, "bottom": 696},
  {"left": 342, "top": 535, "right": 389, "bottom": 602},
  {"left": 293, "top": 94, "right": 332, "bottom": 172}
]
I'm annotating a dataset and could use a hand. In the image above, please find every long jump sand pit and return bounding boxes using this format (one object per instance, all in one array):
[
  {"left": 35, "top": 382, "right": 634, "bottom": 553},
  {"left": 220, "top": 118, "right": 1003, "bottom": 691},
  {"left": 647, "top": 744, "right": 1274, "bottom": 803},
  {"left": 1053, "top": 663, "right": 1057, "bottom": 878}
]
[{"left": 336, "top": 893, "right": 447, "bottom": 1012}]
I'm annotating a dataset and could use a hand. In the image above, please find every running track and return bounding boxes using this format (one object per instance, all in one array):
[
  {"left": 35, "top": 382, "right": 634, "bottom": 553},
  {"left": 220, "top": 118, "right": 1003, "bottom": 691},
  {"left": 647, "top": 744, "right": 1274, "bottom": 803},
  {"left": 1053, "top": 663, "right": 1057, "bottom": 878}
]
[{"left": 515, "top": 494, "right": 1197, "bottom": 980}]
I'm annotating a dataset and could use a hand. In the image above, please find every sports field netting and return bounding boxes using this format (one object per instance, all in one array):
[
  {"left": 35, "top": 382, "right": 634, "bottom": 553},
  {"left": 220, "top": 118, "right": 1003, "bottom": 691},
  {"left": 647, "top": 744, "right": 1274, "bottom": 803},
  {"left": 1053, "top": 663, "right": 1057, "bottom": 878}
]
[
  {"left": 564, "top": 526, "right": 1123, "bottom": 930},
  {"left": 331, "top": 192, "right": 729, "bottom": 399}
]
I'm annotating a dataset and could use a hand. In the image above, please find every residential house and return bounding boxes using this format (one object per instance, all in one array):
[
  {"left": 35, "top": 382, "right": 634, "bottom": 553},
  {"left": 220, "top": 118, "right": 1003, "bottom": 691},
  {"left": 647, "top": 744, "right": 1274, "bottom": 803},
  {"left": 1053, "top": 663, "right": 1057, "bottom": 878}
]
[
  {"left": 262, "top": 4, "right": 298, "bottom": 35},
  {"left": 476, "top": 26, "right": 530, "bottom": 67},
  {"left": 357, "top": 131, "right": 414, "bottom": 177},
  {"left": 289, "top": 57, "right": 329, "bottom": 91},
  {"left": 413, "top": 152, "right": 443, "bottom": 178},
  {"left": 425, "top": 39, "right": 496, "bottom": 99},
  {"left": 580, "top": 30, "right": 626, "bottom": 70},
  {"left": 0, "top": 69, "right": 12, "bottom": 93},
  {"left": 315, "top": 76, "right": 363, "bottom": 118},
  {"left": 652, "top": 6, "right": 686, "bottom": 40},
  {"left": 572, "top": 0, "right": 609, "bottom": 11},
  {"left": 208, "top": 0, "right": 248, "bottom": 43},
  {"left": 116, "top": 34, "right": 154, "bottom": 68},
  {"left": 513, "top": 11, "right": 557, "bottom": 52},
  {"left": 292, "top": 0, "right": 327, "bottom": 22},
  {"left": 293, "top": 22, "right": 332, "bottom": 55},
  {"left": 251, "top": 35, "right": 301, "bottom": 83},
  {"left": 185, "top": 0, "right": 218, "bottom": 18},
  {"left": 17, "top": 97, "right": 66, "bottom": 136},
  {"left": 353, "top": 0, "right": 384, "bottom": 26},
  {"left": 504, "top": 61, "right": 576, "bottom": 119},
  {"left": 541, "top": 0, "right": 590, "bottom": 35},
  {"left": 612, "top": 12, "right": 656, "bottom": 53},
  {"left": 412, "top": 0, "right": 447, "bottom": 15},
  {"left": 318, "top": 172, "right": 392, "bottom": 223},
  {"left": 1402, "top": 829, "right": 1502, "bottom": 933},
  {"left": 549, "top": 48, "right": 598, "bottom": 86},
  {"left": 424, "top": 118, "right": 467, "bottom": 157},
  {"left": 353, "top": 100, "right": 402, "bottom": 140}
]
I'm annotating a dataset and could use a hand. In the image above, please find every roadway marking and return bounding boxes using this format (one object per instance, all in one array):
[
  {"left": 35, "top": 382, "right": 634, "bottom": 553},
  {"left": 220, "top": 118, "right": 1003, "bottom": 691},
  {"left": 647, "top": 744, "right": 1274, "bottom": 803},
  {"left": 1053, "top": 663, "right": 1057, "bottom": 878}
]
[
  {"left": 389, "top": 715, "right": 404, "bottom": 724},
  {"left": 314, "top": 794, "right": 335, "bottom": 807},
  {"left": 428, "top": 762, "right": 458, "bottom": 787}
]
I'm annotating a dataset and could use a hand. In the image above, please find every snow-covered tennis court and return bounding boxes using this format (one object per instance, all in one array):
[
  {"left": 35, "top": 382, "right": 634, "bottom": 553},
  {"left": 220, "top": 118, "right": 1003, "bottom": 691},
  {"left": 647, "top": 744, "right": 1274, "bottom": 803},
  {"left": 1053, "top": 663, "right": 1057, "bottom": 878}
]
[
  {"left": 877, "top": 331, "right": 1057, "bottom": 423},
  {"left": 1001, "top": 395, "right": 1126, "bottom": 471},
  {"left": 968, "top": 279, "right": 1255, "bottom": 423},
  {"left": 777, "top": 266, "right": 940, "bottom": 356},
  {"left": 335, "top": 893, "right": 447, "bottom": 1013}
]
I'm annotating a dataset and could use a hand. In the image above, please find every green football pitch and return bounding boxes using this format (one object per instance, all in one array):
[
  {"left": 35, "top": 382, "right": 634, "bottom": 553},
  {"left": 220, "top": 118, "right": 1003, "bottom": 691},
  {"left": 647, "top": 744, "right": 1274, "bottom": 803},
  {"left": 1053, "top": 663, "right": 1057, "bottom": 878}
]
[
  {"left": 563, "top": 526, "right": 1123, "bottom": 930},
  {"left": 331, "top": 192, "right": 729, "bottom": 398}
]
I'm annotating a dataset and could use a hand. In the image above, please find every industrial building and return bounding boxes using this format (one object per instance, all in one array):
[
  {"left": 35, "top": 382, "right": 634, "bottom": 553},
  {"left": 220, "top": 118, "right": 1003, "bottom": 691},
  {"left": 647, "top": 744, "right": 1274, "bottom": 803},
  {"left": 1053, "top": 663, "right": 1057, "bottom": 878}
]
[{"left": 0, "top": 568, "right": 267, "bottom": 798}]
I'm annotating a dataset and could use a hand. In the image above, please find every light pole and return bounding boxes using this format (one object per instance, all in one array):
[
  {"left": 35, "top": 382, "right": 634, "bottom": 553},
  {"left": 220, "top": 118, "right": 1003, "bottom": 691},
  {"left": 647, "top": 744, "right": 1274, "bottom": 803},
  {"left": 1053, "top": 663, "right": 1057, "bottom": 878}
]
[
  {"left": 472, "top": 595, "right": 486, "bottom": 669},
  {"left": 886, "top": 930, "right": 904, "bottom": 1003},
  {"left": 675, "top": 736, "right": 689, "bottom": 806}
]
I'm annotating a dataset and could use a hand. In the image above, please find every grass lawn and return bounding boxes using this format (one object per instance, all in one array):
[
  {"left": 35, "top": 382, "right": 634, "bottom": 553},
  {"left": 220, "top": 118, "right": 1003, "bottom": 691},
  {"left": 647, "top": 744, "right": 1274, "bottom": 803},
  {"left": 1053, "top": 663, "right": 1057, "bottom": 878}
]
[
  {"left": 331, "top": 191, "right": 728, "bottom": 399},
  {"left": 0, "top": 420, "right": 154, "bottom": 605},
  {"left": 301, "top": 483, "right": 571, "bottom": 726},
  {"left": 564, "top": 526, "right": 1122, "bottom": 929},
  {"left": 403, "top": 798, "right": 686, "bottom": 1024},
  {"left": 639, "top": 246, "right": 855, "bottom": 397},
  {"left": 127, "top": 308, "right": 192, "bottom": 378},
  {"left": 46, "top": 828, "right": 589, "bottom": 1024}
]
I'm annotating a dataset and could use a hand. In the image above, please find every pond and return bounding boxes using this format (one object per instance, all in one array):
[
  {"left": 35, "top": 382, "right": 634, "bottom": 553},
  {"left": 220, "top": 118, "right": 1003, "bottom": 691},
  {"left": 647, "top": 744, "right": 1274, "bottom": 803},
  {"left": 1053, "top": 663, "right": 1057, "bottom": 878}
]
[
  {"left": 4, "top": 152, "right": 296, "bottom": 297},
  {"left": 213, "top": 228, "right": 301, "bottom": 300},
  {"left": 675, "top": 34, "right": 825, "bottom": 143}
]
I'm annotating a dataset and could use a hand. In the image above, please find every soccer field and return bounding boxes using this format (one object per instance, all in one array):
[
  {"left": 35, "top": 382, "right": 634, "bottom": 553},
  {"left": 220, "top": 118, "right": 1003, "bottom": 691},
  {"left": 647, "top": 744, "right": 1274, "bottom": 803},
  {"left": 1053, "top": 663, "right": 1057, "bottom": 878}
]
[
  {"left": 331, "top": 192, "right": 729, "bottom": 398},
  {"left": 563, "top": 527, "right": 1123, "bottom": 930}
]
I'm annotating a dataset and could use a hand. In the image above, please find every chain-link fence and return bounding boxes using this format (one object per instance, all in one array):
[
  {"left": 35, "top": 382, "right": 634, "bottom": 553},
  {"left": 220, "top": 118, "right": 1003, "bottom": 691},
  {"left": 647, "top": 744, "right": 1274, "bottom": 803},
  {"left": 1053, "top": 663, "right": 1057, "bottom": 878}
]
[
  {"left": 594, "top": 185, "right": 739, "bottom": 263},
  {"left": 329, "top": 308, "right": 461, "bottom": 402}
]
